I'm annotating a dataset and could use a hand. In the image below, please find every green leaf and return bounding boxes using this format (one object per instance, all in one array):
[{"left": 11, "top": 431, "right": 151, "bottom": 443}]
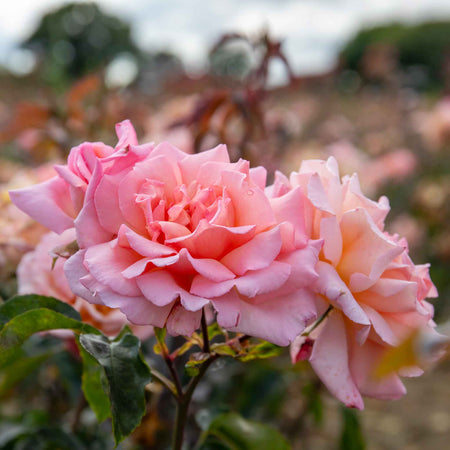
[
  {"left": 210, "top": 343, "right": 237, "bottom": 357},
  {"left": 0, "top": 309, "right": 100, "bottom": 365},
  {"left": 0, "top": 351, "right": 55, "bottom": 396},
  {"left": 79, "top": 333, "right": 151, "bottom": 446},
  {"left": 202, "top": 412, "right": 291, "bottom": 450},
  {"left": 153, "top": 326, "right": 168, "bottom": 356},
  {"left": 207, "top": 322, "right": 225, "bottom": 340},
  {"left": 237, "top": 341, "right": 283, "bottom": 362},
  {"left": 339, "top": 407, "right": 366, "bottom": 450},
  {"left": 185, "top": 352, "right": 210, "bottom": 377},
  {"left": 0, "top": 294, "right": 81, "bottom": 328},
  {"left": 76, "top": 337, "right": 111, "bottom": 423}
]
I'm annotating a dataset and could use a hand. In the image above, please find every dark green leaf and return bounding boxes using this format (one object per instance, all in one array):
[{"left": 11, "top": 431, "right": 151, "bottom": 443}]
[
  {"left": 79, "top": 333, "right": 151, "bottom": 445},
  {"left": 76, "top": 337, "right": 111, "bottom": 423},
  {"left": 202, "top": 412, "right": 291, "bottom": 450},
  {"left": 0, "top": 309, "right": 100, "bottom": 365},
  {"left": 340, "top": 407, "right": 366, "bottom": 450},
  {"left": 0, "top": 425, "right": 84, "bottom": 449},
  {"left": 0, "top": 294, "right": 81, "bottom": 328}
]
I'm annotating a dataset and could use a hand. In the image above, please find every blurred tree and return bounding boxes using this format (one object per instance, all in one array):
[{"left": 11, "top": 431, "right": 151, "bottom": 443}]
[
  {"left": 22, "top": 2, "right": 140, "bottom": 86},
  {"left": 340, "top": 21, "right": 450, "bottom": 90}
]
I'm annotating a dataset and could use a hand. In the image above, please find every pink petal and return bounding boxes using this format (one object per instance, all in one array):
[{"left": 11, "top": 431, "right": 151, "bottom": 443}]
[
  {"left": 64, "top": 250, "right": 103, "bottom": 305},
  {"left": 167, "top": 221, "right": 255, "bottom": 260},
  {"left": 220, "top": 226, "right": 282, "bottom": 275},
  {"left": 137, "top": 270, "right": 208, "bottom": 310},
  {"left": 178, "top": 144, "right": 229, "bottom": 184},
  {"left": 84, "top": 241, "right": 141, "bottom": 296},
  {"left": 315, "top": 262, "right": 370, "bottom": 327},
  {"left": 310, "top": 312, "right": 364, "bottom": 409},
  {"left": 9, "top": 177, "right": 75, "bottom": 233},
  {"left": 270, "top": 186, "right": 307, "bottom": 247},
  {"left": 360, "top": 304, "right": 398, "bottom": 346},
  {"left": 357, "top": 280, "right": 417, "bottom": 313},
  {"left": 349, "top": 338, "right": 406, "bottom": 400},
  {"left": 192, "top": 261, "right": 291, "bottom": 299},
  {"left": 115, "top": 120, "right": 138, "bottom": 149},
  {"left": 120, "top": 225, "right": 176, "bottom": 258},
  {"left": 278, "top": 241, "right": 321, "bottom": 290},
  {"left": 337, "top": 209, "right": 404, "bottom": 291},
  {"left": 219, "top": 170, "right": 276, "bottom": 232},
  {"left": 94, "top": 173, "right": 127, "bottom": 233},
  {"left": 75, "top": 199, "right": 113, "bottom": 247},
  {"left": 166, "top": 306, "right": 202, "bottom": 336},
  {"left": 320, "top": 216, "right": 342, "bottom": 266},
  {"left": 179, "top": 248, "right": 235, "bottom": 282},
  {"left": 213, "top": 288, "right": 317, "bottom": 346},
  {"left": 249, "top": 166, "right": 267, "bottom": 190}
]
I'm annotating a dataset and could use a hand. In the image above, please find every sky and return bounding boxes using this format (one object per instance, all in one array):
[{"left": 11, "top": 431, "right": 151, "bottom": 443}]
[{"left": 1, "top": 0, "right": 450, "bottom": 78}]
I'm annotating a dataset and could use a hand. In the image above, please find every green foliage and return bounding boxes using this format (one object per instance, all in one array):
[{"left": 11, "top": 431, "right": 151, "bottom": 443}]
[
  {"left": 0, "top": 350, "right": 55, "bottom": 396},
  {"left": 79, "top": 332, "right": 151, "bottom": 445},
  {"left": 0, "top": 295, "right": 151, "bottom": 445},
  {"left": 339, "top": 407, "right": 366, "bottom": 450},
  {"left": 76, "top": 337, "right": 111, "bottom": 423},
  {"left": 340, "top": 20, "right": 450, "bottom": 89},
  {"left": 199, "top": 412, "right": 291, "bottom": 450},
  {"left": 22, "top": 2, "right": 139, "bottom": 84},
  {"left": 236, "top": 341, "right": 283, "bottom": 363},
  {"left": 0, "top": 294, "right": 81, "bottom": 324},
  {"left": 302, "top": 382, "right": 323, "bottom": 426},
  {"left": 0, "top": 295, "right": 100, "bottom": 365}
]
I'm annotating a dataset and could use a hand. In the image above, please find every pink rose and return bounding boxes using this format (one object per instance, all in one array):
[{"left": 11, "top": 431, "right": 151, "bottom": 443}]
[
  {"left": 270, "top": 157, "right": 438, "bottom": 408},
  {"left": 17, "top": 229, "right": 152, "bottom": 339},
  {"left": 11, "top": 121, "right": 320, "bottom": 345}
]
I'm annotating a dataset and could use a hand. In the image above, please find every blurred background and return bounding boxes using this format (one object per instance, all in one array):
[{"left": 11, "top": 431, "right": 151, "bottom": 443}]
[{"left": 0, "top": 1, "right": 449, "bottom": 449}]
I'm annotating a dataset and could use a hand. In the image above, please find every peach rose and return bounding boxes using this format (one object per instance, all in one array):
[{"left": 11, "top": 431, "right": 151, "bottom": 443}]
[{"left": 269, "top": 157, "right": 438, "bottom": 408}]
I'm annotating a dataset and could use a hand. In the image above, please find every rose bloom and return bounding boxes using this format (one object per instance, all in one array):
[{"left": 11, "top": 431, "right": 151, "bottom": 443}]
[
  {"left": 268, "top": 157, "right": 438, "bottom": 408},
  {"left": 17, "top": 229, "right": 152, "bottom": 339},
  {"left": 11, "top": 120, "right": 320, "bottom": 345}
]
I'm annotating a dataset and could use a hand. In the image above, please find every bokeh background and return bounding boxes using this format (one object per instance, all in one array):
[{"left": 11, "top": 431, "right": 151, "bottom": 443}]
[{"left": 0, "top": 1, "right": 449, "bottom": 449}]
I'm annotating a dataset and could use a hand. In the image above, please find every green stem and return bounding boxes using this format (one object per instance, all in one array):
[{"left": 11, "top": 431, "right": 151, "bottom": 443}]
[
  {"left": 148, "top": 368, "right": 177, "bottom": 398},
  {"left": 302, "top": 305, "right": 333, "bottom": 337}
]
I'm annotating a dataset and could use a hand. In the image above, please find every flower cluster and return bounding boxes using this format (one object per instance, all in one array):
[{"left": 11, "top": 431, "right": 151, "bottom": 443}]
[{"left": 11, "top": 121, "right": 439, "bottom": 408}]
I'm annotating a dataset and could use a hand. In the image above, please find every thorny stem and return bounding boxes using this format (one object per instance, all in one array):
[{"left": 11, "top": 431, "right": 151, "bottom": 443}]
[
  {"left": 167, "top": 307, "right": 220, "bottom": 450},
  {"left": 302, "top": 305, "right": 334, "bottom": 337},
  {"left": 163, "top": 351, "right": 184, "bottom": 399},
  {"left": 201, "top": 308, "right": 210, "bottom": 354}
]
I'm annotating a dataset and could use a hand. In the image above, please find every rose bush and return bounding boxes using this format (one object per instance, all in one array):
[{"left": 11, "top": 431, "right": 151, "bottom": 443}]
[
  {"left": 269, "top": 157, "right": 438, "bottom": 408},
  {"left": 11, "top": 120, "right": 320, "bottom": 345}
]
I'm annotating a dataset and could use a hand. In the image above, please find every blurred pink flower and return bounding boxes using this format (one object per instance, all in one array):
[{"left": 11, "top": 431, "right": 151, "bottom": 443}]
[
  {"left": 270, "top": 157, "right": 437, "bottom": 409},
  {"left": 415, "top": 97, "right": 450, "bottom": 151},
  {"left": 11, "top": 120, "right": 320, "bottom": 345},
  {"left": 17, "top": 229, "right": 152, "bottom": 339},
  {"left": 327, "top": 142, "right": 417, "bottom": 194}
]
